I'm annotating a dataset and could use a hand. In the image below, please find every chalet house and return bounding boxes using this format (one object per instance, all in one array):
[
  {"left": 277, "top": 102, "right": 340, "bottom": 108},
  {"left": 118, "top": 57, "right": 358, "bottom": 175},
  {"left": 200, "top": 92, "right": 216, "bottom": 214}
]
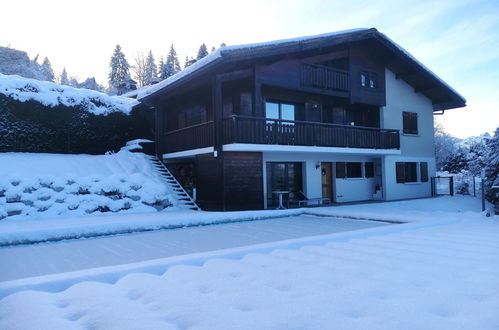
[{"left": 136, "top": 28, "right": 465, "bottom": 211}]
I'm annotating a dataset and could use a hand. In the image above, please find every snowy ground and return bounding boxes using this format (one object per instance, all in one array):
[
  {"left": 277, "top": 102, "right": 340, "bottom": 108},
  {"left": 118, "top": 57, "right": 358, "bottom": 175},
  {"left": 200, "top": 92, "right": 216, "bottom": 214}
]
[
  {"left": 0, "top": 151, "right": 183, "bottom": 222},
  {"left": 0, "top": 196, "right": 498, "bottom": 329},
  {"left": 0, "top": 215, "right": 387, "bottom": 281}
]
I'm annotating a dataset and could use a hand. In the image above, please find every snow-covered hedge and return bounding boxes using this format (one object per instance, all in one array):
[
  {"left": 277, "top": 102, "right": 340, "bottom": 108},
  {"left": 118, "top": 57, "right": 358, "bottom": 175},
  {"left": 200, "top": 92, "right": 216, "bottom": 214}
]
[
  {"left": 0, "top": 74, "right": 153, "bottom": 154},
  {"left": 0, "top": 74, "right": 136, "bottom": 115}
]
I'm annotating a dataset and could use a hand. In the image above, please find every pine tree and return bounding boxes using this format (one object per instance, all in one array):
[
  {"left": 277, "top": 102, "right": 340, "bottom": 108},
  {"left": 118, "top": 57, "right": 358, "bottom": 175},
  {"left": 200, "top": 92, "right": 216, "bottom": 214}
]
[
  {"left": 197, "top": 43, "right": 209, "bottom": 60},
  {"left": 211, "top": 46, "right": 216, "bottom": 53},
  {"left": 40, "top": 57, "right": 55, "bottom": 82},
  {"left": 484, "top": 127, "right": 499, "bottom": 207},
  {"left": 108, "top": 44, "right": 132, "bottom": 95},
  {"left": 161, "top": 44, "right": 181, "bottom": 79},
  {"left": 81, "top": 77, "right": 101, "bottom": 91},
  {"left": 220, "top": 42, "right": 226, "bottom": 48},
  {"left": 158, "top": 57, "right": 165, "bottom": 79},
  {"left": 184, "top": 56, "right": 191, "bottom": 69},
  {"left": 144, "top": 50, "right": 158, "bottom": 85},
  {"left": 59, "top": 67, "right": 69, "bottom": 85}
]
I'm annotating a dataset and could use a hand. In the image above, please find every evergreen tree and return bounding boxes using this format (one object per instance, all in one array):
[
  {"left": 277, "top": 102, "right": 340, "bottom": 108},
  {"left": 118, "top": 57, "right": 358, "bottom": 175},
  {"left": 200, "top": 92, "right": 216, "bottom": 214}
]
[
  {"left": 80, "top": 77, "right": 102, "bottom": 91},
  {"left": 161, "top": 44, "right": 181, "bottom": 79},
  {"left": 59, "top": 67, "right": 69, "bottom": 85},
  {"left": 144, "top": 50, "right": 158, "bottom": 85},
  {"left": 158, "top": 57, "right": 165, "bottom": 79},
  {"left": 184, "top": 56, "right": 190, "bottom": 69},
  {"left": 197, "top": 43, "right": 209, "bottom": 60},
  {"left": 69, "top": 77, "right": 80, "bottom": 87},
  {"left": 220, "top": 42, "right": 226, "bottom": 48},
  {"left": 484, "top": 127, "right": 499, "bottom": 207},
  {"left": 40, "top": 57, "right": 55, "bottom": 82},
  {"left": 211, "top": 46, "right": 216, "bottom": 53},
  {"left": 108, "top": 44, "right": 132, "bottom": 95}
]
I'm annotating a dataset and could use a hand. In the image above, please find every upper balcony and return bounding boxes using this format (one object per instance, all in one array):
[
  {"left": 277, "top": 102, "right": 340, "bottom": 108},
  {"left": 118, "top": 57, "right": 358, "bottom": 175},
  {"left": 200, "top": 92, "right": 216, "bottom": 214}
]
[
  {"left": 162, "top": 115, "right": 400, "bottom": 155},
  {"left": 300, "top": 63, "right": 349, "bottom": 92}
]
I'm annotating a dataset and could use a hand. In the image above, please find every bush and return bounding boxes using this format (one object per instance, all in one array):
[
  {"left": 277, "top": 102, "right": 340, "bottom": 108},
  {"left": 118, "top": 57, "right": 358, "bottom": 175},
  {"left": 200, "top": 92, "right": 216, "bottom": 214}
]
[{"left": 0, "top": 94, "right": 154, "bottom": 154}]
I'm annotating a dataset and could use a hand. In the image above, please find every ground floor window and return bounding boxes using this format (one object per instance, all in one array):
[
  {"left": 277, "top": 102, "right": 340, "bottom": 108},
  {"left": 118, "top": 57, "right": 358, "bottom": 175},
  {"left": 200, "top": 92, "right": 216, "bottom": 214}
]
[
  {"left": 336, "top": 162, "right": 374, "bottom": 179},
  {"left": 396, "top": 161, "right": 428, "bottom": 183},
  {"left": 346, "top": 162, "right": 362, "bottom": 178},
  {"left": 266, "top": 162, "right": 303, "bottom": 207}
]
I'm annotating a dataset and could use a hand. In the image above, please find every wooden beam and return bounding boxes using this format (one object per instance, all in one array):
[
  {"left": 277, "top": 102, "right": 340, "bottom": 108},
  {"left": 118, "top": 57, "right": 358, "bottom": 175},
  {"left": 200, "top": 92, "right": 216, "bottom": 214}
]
[
  {"left": 217, "top": 68, "right": 253, "bottom": 83},
  {"left": 414, "top": 84, "right": 435, "bottom": 93},
  {"left": 212, "top": 76, "right": 223, "bottom": 155},
  {"left": 395, "top": 72, "right": 417, "bottom": 80},
  {"left": 253, "top": 65, "right": 263, "bottom": 117}
]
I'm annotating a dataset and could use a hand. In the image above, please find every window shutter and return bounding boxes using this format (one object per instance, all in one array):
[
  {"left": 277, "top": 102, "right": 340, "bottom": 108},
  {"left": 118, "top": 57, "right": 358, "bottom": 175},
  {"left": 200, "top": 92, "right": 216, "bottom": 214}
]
[
  {"left": 365, "top": 162, "right": 374, "bottom": 178},
  {"left": 336, "top": 162, "right": 346, "bottom": 179},
  {"left": 396, "top": 162, "right": 405, "bottom": 183},
  {"left": 420, "top": 162, "right": 428, "bottom": 182}
]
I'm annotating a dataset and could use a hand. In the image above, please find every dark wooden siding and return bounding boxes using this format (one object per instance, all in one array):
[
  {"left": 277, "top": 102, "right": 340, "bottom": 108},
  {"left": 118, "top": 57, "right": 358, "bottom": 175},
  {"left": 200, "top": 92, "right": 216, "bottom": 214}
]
[
  {"left": 349, "top": 47, "right": 386, "bottom": 106},
  {"left": 223, "top": 152, "right": 263, "bottom": 211},
  {"left": 196, "top": 153, "right": 223, "bottom": 211}
]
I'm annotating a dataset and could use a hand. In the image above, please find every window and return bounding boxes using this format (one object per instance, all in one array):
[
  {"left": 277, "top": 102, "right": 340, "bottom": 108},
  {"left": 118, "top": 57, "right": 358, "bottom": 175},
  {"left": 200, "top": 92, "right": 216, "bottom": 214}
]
[
  {"left": 365, "top": 162, "right": 374, "bottom": 178},
  {"left": 420, "top": 162, "right": 428, "bottom": 182},
  {"left": 369, "top": 73, "right": 378, "bottom": 88},
  {"left": 336, "top": 162, "right": 346, "bottom": 179},
  {"left": 403, "top": 112, "right": 418, "bottom": 135},
  {"left": 265, "top": 102, "right": 296, "bottom": 124},
  {"left": 396, "top": 162, "right": 419, "bottom": 183},
  {"left": 360, "top": 72, "right": 367, "bottom": 87},
  {"left": 346, "top": 162, "right": 362, "bottom": 178},
  {"left": 360, "top": 71, "right": 378, "bottom": 89},
  {"left": 337, "top": 162, "right": 363, "bottom": 178}
]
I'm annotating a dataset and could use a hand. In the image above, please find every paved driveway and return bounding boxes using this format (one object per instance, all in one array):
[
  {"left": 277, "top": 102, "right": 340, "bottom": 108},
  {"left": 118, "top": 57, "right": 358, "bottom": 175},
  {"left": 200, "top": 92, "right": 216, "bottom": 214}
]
[{"left": 0, "top": 215, "right": 387, "bottom": 281}]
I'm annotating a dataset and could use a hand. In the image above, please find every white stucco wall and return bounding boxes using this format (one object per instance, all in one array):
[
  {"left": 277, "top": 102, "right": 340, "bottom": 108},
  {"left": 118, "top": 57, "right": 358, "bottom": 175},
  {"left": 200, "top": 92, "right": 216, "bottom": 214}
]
[
  {"left": 382, "top": 155, "right": 435, "bottom": 200},
  {"left": 381, "top": 69, "right": 437, "bottom": 200},
  {"left": 262, "top": 152, "right": 381, "bottom": 207}
]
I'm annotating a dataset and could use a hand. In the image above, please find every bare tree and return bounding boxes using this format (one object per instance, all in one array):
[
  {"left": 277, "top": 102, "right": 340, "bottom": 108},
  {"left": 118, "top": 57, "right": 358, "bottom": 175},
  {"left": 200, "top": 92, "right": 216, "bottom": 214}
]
[{"left": 132, "top": 52, "right": 147, "bottom": 88}]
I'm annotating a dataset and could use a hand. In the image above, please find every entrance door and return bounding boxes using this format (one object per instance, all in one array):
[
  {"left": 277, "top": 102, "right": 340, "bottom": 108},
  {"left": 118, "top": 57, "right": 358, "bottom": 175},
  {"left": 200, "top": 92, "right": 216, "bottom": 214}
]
[{"left": 321, "top": 162, "right": 333, "bottom": 201}]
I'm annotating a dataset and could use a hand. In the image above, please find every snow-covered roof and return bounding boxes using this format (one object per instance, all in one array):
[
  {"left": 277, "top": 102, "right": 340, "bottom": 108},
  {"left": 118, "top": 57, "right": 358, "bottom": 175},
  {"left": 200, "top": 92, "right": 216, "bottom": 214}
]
[
  {"left": 0, "top": 73, "right": 138, "bottom": 115},
  {"left": 376, "top": 32, "right": 466, "bottom": 105},
  {"left": 137, "top": 28, "right": 466, "bottom": 110},
  {"left": 137, "top": 28, "right": 368, "bottom": 100}
]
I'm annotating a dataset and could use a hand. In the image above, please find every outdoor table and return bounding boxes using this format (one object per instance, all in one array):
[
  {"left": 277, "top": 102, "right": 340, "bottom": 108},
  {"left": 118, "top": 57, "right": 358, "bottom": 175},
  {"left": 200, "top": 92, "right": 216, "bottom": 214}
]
[{"left": 272, "top": 191, "right": 289, "bottom": 209}]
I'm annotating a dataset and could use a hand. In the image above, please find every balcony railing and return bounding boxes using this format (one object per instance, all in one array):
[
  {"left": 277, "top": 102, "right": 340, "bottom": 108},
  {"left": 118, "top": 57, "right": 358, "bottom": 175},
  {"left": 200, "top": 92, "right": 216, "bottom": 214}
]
[
  {"left": 162, "top": 116, "right": 400, "bottom": 154},
  {"left": 223, "top": 115, "right": 400, "bottom": 150},
  {"left": 300, "top": 63, "right": 349, "bottom": 92},
  {"left": 164, "top": 121, "right": 214, "bottom": 153}
]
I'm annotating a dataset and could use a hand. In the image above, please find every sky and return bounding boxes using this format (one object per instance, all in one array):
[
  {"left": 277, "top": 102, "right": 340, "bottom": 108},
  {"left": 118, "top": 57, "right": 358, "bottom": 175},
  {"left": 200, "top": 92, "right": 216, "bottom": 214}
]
[{"left": 1, "top": 0, "right": 498, "bottom": 138}]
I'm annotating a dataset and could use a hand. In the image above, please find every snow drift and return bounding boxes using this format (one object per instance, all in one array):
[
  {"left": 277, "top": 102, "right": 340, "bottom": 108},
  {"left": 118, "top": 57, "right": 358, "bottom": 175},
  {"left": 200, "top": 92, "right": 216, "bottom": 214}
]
[{"left": 0, "top": 151, "right": 179, "bottom": 221}]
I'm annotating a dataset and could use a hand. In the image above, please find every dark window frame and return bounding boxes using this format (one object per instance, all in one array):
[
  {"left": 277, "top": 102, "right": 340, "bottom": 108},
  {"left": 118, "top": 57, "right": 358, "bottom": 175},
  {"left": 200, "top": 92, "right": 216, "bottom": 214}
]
[
  {"left": 346, "top": 162, "right": 362, "bottom": 178},
  {"left": 365, "top": 162, "right": 374, "bottom": 178},
  {"left": 396, "top": 161, "right": 427, "bottom": 183},
  {"left": 360, "top": 71, "right": 379, "bottom": 89},
  {"left": 403, "top": 111, "right": 418, "bottom": 135},
  {"left": 265, "top": 101, "right": 297, "bottom": 124},
  {"left": 420, "top": 162, "right": 428, "bottom": 182}
]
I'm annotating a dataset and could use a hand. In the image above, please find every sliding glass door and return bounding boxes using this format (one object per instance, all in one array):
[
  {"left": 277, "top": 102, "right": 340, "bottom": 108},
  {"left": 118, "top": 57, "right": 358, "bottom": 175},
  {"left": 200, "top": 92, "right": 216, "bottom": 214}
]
[{"left": 266, "top": 162, "right": 303, "bottom": 207}]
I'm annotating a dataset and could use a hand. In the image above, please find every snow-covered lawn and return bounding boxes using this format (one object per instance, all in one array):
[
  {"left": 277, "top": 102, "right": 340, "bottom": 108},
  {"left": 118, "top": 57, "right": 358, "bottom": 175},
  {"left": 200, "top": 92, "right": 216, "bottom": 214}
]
[{"left": 0, "top": 196, "right": 498, "bottom": 329}]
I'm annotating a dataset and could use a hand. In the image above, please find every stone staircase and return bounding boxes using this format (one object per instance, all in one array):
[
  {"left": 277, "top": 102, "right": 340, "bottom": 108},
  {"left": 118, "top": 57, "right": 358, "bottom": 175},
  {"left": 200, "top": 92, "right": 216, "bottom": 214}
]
[{"left": 147, "top": 155, "right": 200, "bottom": 211}]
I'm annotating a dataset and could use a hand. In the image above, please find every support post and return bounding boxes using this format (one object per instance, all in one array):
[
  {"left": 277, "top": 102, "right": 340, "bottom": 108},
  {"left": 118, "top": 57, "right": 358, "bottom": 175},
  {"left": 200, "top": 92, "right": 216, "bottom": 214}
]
[
  {"left": 449, "top": 176, "right": 454, "bottom": 196},
  {"left": 481, "top": 170, "right": 486, "bottom": 212},
  {"left": 212, "top": 76, "right": 223, "bottom": 155}
]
